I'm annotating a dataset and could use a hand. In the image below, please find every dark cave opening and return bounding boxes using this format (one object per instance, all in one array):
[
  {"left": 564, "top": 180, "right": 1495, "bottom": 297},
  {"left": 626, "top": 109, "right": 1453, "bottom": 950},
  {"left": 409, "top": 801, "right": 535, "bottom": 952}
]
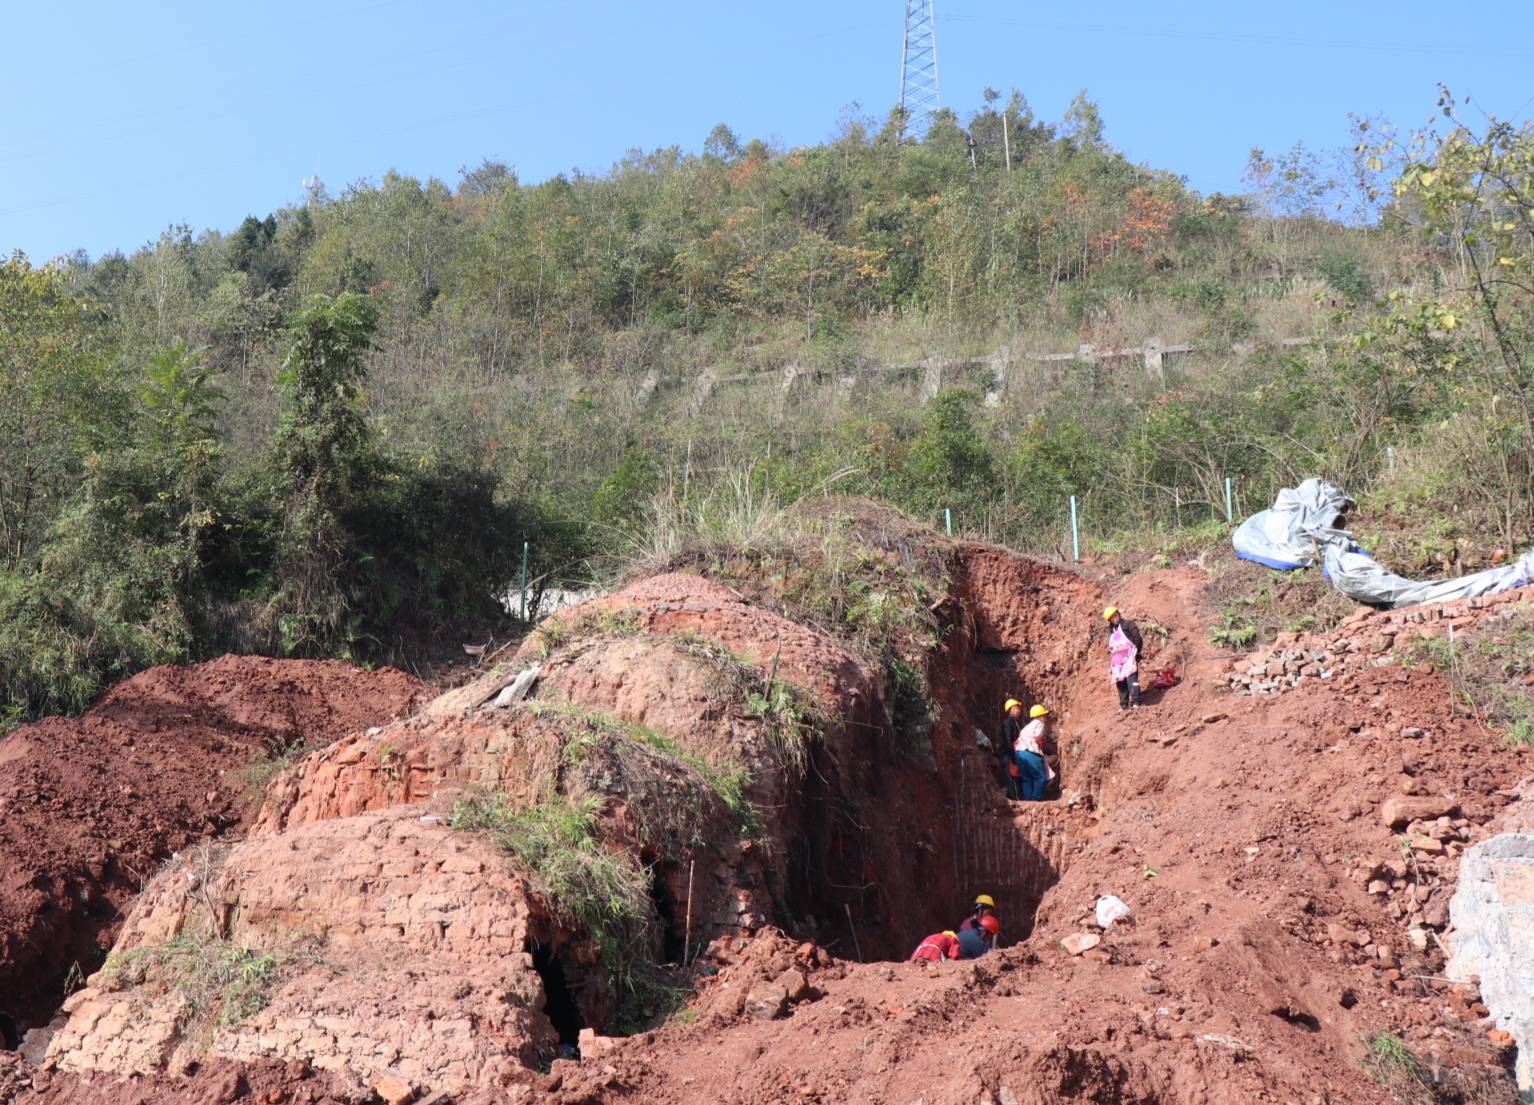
[
  {"left": 650, "top": 866, "right": 687, "bottom": 965},
  {"left": 529, "top": 942, "right": 584, "bottom": 1054}
]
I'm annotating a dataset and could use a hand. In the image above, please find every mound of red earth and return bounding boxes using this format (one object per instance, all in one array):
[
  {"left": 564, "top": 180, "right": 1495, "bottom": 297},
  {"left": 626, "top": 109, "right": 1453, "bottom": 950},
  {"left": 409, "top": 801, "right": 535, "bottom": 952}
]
[
  {"left": 0, "top": 656, "right": 426, "bottom": 1034},
  {"left": 8, "top": 506, "right": 1532, "bottom": 1104},
  {"left": 0, "top": 1052, "right": 371, "bottom": 1105},
  {"left": 542, "top": 568, "right": 1529, "bottom": 1105}
]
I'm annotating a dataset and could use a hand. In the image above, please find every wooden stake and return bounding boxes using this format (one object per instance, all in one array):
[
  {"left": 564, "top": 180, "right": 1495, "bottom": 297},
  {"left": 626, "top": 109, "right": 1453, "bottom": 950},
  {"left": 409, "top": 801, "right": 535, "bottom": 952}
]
[{"left": 684, "top": 858, "right": 695, "bottom": 965}]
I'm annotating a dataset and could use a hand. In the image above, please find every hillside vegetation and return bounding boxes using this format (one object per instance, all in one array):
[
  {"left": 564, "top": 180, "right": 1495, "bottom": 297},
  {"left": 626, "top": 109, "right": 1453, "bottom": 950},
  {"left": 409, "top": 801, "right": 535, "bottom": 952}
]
[{"left": 4, "top": 90, "right": 1532, "bottom": 724}]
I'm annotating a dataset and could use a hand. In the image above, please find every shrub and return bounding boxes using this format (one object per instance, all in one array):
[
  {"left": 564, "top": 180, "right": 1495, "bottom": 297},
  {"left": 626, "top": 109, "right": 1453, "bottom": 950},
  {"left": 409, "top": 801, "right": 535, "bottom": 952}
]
[{"left": 0, "top": 569, "right": 132, "bottom": 726}]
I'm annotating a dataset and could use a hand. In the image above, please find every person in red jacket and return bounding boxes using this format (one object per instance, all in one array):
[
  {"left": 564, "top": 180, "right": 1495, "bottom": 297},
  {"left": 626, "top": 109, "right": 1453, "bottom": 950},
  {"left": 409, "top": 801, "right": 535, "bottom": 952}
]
[{"left": 909, "top": 930, "right": 962, "bottom": 962}]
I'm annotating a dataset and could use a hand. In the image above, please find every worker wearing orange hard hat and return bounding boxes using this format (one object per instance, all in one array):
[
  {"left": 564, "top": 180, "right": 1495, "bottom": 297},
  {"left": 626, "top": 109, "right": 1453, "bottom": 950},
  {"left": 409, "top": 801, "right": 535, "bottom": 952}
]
[{"left": 958, "top": 893, "right": 1001, "bottom": 947}]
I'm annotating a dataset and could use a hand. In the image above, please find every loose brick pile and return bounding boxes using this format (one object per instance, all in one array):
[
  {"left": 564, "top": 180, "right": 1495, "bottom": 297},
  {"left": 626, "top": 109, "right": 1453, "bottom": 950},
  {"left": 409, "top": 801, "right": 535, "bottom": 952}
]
[{"left": 1226, "top": 588, "right": 1534, "bottom": 696}]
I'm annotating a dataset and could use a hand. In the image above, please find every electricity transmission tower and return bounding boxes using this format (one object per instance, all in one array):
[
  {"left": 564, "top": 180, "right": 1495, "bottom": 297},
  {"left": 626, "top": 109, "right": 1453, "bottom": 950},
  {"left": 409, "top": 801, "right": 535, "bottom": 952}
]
[{"left": 899, "top": 0, "right": 940, "bottom": 136}]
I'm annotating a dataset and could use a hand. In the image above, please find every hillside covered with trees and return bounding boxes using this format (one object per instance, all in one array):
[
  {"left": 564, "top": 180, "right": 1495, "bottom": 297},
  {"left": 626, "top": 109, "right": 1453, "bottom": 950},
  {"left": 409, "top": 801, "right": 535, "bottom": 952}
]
[{"left": 4, "top": 90, "right": 1532, "bottom": 725}]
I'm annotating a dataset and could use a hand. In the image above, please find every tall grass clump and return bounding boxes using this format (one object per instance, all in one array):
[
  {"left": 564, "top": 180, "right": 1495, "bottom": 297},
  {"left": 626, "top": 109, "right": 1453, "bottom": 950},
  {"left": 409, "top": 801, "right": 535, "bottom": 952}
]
[
  {"left": 450, "top": 793, "right": 652, "bottom": 961},
  {"left": 619, "top": 467, "right": 820, "bottom": 577}
]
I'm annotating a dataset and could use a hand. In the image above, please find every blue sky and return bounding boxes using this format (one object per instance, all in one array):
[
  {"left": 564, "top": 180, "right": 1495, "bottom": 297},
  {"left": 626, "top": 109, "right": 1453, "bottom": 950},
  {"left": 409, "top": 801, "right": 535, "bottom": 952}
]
[{"left": 4, "top": 0, "right": 1532, "bottom": 261}]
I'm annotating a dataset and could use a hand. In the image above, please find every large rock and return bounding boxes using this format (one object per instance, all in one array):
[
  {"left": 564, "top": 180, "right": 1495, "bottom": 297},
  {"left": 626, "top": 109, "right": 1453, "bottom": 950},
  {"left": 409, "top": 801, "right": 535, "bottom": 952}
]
[
  {"left": 1447, "top": 833, "right": 1534, "bottom": 1094},
  {"left": 1379, "top": 795, "right": 1459, "bottom": 829},
  {"left": 1060, "top": 933, "right": 1101, "bottom": 956}
]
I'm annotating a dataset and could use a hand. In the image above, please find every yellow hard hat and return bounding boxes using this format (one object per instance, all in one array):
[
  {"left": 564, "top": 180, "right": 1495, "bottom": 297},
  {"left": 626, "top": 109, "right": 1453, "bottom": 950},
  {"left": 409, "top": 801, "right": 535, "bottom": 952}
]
[
  {"left": 1029, "top": 704, "right": 1050, "bottom": 718},
  {"left": 1003, "top": 698, "right": 1022, "bottom": 713},
  {"left": 974, "top": 893, "right": 996, "bottom": 909},
  {"left": 1103, "top": 605, "right": 1119, "bottom": 621},
  {"left": 943, "top": 930, "right": 958, "bottom": 939}
]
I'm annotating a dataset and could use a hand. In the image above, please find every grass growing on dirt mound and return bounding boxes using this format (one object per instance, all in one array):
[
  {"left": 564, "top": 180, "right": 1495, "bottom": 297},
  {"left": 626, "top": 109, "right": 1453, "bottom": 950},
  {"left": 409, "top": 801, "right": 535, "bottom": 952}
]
[
  {"left": 450, "top": 794, "right": 653, "bottom": 956},
  {"left": 450, "top": 791, "right": 698, "bottom": 1035},
  {"left": 101, "top": 934, "right": 282, "bottom": 1041},
  {"left": 524, "top": 698, "right": 753, "bottom": 842},
  {"left": 622, "top": 492, "right": 947, "bottom": 755},
  {"left": 1364, "top": 1032, "right": 1434, "bottom": 1105},
  {"left": 532, "top": 699, "right": 749, "bottom": 810},
  {"left": 1199, "top": 552, "right": 1355, "bottom": 653},
  {"left": 1403, "top": 606, "right": 1534, "bottom": 747},
  {"left": 668, "top": 631, "right": 827, "bottom": 775},
  {"left": 527, "top": 605, "right": 640, "bottom": 657}
]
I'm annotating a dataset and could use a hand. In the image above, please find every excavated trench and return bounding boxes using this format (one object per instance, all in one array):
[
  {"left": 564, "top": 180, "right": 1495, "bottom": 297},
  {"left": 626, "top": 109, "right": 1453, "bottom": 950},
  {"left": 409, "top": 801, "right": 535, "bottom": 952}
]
[
  {"left": 9, "top": 541, "right": 1102, "bottom": 1070},
  {"left": 512, "top": 547, "right": 1099, "bottom": 1042},
  {"left": 766, "top": 547, "right": 1098, "bottom": 962}
]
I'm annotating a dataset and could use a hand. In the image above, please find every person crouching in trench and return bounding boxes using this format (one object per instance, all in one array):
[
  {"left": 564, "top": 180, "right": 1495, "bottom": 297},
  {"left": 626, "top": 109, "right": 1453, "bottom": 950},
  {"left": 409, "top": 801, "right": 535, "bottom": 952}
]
[{"left": 1011, "top": 704, "right": 1053, "bottom": 802}]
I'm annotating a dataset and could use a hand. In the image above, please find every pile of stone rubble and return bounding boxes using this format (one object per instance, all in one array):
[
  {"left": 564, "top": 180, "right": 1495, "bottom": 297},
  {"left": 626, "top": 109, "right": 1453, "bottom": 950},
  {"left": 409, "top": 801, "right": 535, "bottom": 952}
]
[{"left": 1226, "top": 588, "right": 1533, "bottom": 696}]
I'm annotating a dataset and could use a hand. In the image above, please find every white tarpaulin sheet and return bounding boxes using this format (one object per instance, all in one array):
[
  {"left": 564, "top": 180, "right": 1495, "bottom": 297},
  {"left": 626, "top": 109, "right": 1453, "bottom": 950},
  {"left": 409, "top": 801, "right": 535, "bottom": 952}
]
[
  {"left": 1232, "top": 478, "right": 1353, "bottom": 570},
  {"left": 1234, "top": 479, "right": 1534, "bottom": 609}
]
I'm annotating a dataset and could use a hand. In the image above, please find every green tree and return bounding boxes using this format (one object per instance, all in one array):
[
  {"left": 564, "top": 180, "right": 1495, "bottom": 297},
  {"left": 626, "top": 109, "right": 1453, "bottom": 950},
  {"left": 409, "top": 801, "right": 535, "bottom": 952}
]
[
  {"left": 1062, "top": 90, "right": 1104, "bottom": 148},
  {"left": 1, "top": 343, "right": 225, "bottom": 725},
  {"left": 899, "top": 389, "right": 995, "bottom": 517},
  {"left": 269, "top": 292, "right": 379, "bottom": 656},
  {"left": 0, "top": 256, "right": 117, "bottom": 565}
]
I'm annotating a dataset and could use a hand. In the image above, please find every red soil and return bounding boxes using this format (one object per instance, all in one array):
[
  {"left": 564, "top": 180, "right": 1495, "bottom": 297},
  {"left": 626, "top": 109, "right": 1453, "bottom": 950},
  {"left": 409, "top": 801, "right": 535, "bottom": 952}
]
[
  {"left": 1, "top": 1052, "right": 372, "bottom": 1105},
  {"left": 0, "top": 656, "right": 426, "bottom": 1032},
  {"left": 543, "top": 565, "right": 1529, "bottom": 1105},
  {"left": 6, "top": 524, "right": 1530, "bottom": 1104}
]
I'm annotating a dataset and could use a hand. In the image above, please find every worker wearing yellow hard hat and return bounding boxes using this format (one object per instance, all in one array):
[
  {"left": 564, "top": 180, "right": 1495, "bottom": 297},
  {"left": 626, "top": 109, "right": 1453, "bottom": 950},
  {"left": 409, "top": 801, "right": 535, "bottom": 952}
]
[
  {"left": 1002, "top": 695, "right": 1055, "bottom": 802},
  {"left": 959, "top": 893, "right": 1001, "bottom": 949},
  {"left": 999, "top": 698, "right": 1025, "bottom": 798},
  {"left": 1104, "top": 604, "right": 1144, "bottom": 710}
]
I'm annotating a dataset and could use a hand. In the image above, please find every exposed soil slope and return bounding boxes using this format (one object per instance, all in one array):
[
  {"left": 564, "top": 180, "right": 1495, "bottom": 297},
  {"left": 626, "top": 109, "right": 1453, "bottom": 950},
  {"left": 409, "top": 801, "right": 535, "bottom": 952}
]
[
  {"left": 0, "top": 656, "right": 426, "bottom": 1031},
  {"left": 546, "top": 567, "right": 1529, "bottom": 1105},
  {"left": 7, "top": 507, "right": 1530, "bottom": 1105}
]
